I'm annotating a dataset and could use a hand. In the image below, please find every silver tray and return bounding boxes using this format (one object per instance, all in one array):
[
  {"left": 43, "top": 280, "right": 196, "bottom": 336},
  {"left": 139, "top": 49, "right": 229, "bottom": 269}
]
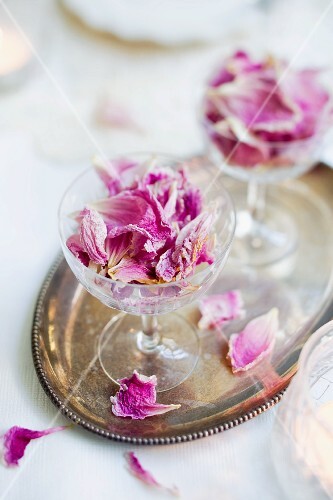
[{"left": 32, "top": 166, "right": 333, "bottom": 444}]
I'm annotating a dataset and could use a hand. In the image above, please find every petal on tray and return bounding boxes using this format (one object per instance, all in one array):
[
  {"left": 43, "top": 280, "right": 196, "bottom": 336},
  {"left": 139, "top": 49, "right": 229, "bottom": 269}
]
[
  {"left": 111, "top": 371, "right": 180, "bottom": 420},
  {"left": 228, "top": 308, "right": 279, "bottom": 373},
  {"left": 1, "top": 425, "right": 68, "bottom": 467},
  {"left": 124, "top": 451, "right": 179, "bottom": 497},
  {"left": 198, "top": 290, "right": 244, "bottom": 330}
]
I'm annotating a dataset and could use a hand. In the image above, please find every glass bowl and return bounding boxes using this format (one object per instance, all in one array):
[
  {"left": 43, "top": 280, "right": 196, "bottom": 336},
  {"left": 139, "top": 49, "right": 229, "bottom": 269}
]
[
  {"left": 271, "top": 319, "right": 333, "bottom": 499},
  {"left": 58, "top": 153, "right": 236, "bottom": 391},
  {"left": 201, "top": 57, "right": 332, "bottom": 266}
]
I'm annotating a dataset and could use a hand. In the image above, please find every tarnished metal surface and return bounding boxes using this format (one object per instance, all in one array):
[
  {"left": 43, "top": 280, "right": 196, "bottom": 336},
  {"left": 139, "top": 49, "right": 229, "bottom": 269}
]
[{"left": 32, "top": 166, "right": 333, "bottom": 444}]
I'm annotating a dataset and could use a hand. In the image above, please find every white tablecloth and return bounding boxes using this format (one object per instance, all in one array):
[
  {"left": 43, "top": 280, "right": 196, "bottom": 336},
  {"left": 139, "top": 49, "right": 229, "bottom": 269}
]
[{"left": 1, "top": 0, "right": 333, "bottom": 498}]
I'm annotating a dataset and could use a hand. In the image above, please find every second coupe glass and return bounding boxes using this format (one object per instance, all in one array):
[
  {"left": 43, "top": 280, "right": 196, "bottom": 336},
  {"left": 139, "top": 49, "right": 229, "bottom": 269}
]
[{"left": 202, "top": 53, "right": 332, "bottom": 266}]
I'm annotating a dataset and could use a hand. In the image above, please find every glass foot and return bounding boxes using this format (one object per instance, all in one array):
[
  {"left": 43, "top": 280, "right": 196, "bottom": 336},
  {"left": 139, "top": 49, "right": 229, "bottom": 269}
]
[
  {"left": 98, "top": 313, "right": 200, "bottom": 392},
  {"left": 231, "top": 185, "right": 298, "bottom": 267}
]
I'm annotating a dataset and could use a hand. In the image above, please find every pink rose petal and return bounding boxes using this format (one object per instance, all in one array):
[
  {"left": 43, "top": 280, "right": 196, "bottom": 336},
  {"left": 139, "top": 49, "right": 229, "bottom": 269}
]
[
  {"left": 173, "top": 211, "right": 214, "bottom": 279},
  {"left": 210, "top": 50, "right": 264, "bottom": 87},
  {"left": 228, "top": 308, "right": 279, "bottom": 373},
  {"left": 1, "top": 425, "right": 68, "bottom": 467},
  {"left": 140, "top": 167, "right": 202, "bottom": 228},
  {"left": 106, "top": 233, "right": 131, "bottom": 268},
  {"left": 91, "top": 188, "right": 173, "bottom": 253},
  {"left": 209, "top": 117, "right": 270, "bottom": 167},
  {"left": 156, "top": 212, "right": 214, "bottom": 282},
  {"left": 124, "top": 451, "right": 179, "bottom": 497},
  {"left": 93, "top": 156, "right": 137, "bottom": 196},
  {"left": 108, "top": 256, "right": 156, "bottom": 284},
  {"left": 196, "top": 240, "right": 215, "bottom": 266},
  {"left": 198, "top": 290, "right": 245, "bottom": 330},
  {"left": 208, "top": 75, "right": 299, "bottom": 134},
  {"left": 80, "top": 207, "right": 108, "bottom": 265},
  {"left": 111, "top": 371, "right": 180, "bottom": 420},
  {"left": 66, "top": 234, "right": 90, "bottom": 267}
]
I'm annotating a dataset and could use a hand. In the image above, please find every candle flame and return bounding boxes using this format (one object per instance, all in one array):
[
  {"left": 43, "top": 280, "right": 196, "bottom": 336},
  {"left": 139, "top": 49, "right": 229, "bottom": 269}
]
[{"left": 0, "top": 28, "right": 32, "bottom": 76}]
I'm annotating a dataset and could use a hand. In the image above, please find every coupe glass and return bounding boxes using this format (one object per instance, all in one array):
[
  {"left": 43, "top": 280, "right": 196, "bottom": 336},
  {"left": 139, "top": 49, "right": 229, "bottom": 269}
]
[
  {"left": 202, "top": 89, "right": 331, "bottom": 267},
  {"left": 271, "top": 320, "right": 333, "bottom": 500},
  {"left": 58, "top": 153, "right": 235, "bottom": 391}
]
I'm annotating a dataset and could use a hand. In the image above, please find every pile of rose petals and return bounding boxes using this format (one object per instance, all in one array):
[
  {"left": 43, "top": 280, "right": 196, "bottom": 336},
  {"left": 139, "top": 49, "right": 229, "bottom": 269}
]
[
  {"left": 67, "top": 158, "right": 215, "bottom": 285},
  {"left": 204, "top": 50, "right": 331, "bottom": 168}
]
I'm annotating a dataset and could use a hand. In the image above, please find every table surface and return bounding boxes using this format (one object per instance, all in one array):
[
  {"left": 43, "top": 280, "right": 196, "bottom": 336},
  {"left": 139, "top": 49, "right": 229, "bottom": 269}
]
[{"left": 1, "top": 0, "right": 333, "bottom": 498}]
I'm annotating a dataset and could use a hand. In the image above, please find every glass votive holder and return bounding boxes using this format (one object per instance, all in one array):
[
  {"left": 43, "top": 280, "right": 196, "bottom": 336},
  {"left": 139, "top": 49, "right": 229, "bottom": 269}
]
[{"left": 271, "top": 319, "right": 333, "bottom": 499}]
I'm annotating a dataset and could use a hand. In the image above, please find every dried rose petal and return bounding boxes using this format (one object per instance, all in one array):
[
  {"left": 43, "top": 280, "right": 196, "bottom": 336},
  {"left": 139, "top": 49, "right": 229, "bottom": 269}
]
[
  {"left": 66, "top": 234, "right": 90, "bottom": 267},
  {"left": 155, "top": 247, "right": 175, "bottom": 283},
  {"left": 178, "top": 184, "right": 203, "bottom": 226},
  {"left": 108, "top": 256, "right": 156, "bottom": 284},
  {"left": 173, "top": 212, "right": 214, "bottom": 278},
  {"left": 262, "top": 68, "right": 330, "bottom": 142},
  {"left": 228, "top": 308, "right": 279, "bottom": 373},
  {"left": 93, "top": 156, "right": 137, "bottom": 196},
  {"left": 196, "top": 241, "right": 215, "bottom": 266},
  {"left": 198, "top": 290, "right": 244, "bottom": 330},
  {"left": 209, "top": 50, "right": 264, "bottom": 87},
  {"left": 111, "top": 371, "right": 180, "bottom": 420},
  {"left": 106, "top": 233, "right": 131, "bottom": 268},
  {"left": 141, "top": 167, "right": 202, "bottom": 228},
  {"left": 80, "top": 207, "right": 107, "bottom": 265},
  {"left": 91, "top": 188, "right": 173, "bottom": 253},
  {"left": 209, "top": 117, "right": 270, "bottom": 167},
  {"left": 125, "top": 451, "right": 179, "bottom": 497},
  {"left": 208, "top": 71, "right": 301, "bottom": 157},
  {"left": 208, "top": 76, "right": 299, "bottom": 134},
  {"left": 1, "top": 425, "right": 68, "bottom": 467},
  {"left": 156, "top": 212, "right": 214, "bottom": 282}
]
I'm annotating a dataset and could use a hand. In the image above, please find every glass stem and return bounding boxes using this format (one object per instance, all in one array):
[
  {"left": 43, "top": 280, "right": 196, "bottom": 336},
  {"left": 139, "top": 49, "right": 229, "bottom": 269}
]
[
  {"left": 247, "top": 181, "right": 267, "bottom": 249},
  {"left": 138, "top": 315, "right": 160, "bottom": 353}
]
